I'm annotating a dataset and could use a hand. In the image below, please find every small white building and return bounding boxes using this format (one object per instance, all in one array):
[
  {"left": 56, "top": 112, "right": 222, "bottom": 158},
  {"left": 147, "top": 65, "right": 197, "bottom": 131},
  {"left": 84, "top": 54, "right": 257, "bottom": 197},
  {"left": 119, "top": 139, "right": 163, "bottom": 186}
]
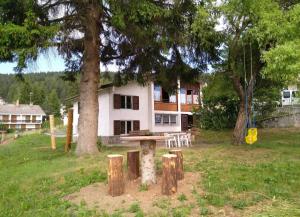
[
  {"left": 0, "top": 101, "right": 46, "bottom": 130},
  {"left": 70, "top": 80, "right": 201, "bottom": 144}
]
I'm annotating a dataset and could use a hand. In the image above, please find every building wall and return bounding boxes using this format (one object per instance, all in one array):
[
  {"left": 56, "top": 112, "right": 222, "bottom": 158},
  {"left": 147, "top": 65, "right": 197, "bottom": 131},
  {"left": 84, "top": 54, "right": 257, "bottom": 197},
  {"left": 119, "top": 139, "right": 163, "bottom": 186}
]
[
  {"left": 98, "top": 89, "right": 110, "bottom": 136},
  {"left": 108, "top": 83, "right": 150, "bottom": 136}
]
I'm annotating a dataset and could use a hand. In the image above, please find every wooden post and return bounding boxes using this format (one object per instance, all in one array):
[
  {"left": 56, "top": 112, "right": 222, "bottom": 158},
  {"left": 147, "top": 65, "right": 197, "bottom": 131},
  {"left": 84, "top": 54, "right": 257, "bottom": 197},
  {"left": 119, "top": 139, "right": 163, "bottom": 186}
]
[
  {"left": 0, "top": 131, "right": 5, "bottom": 144},
  {"left": 108, "top": 154, "right": 125, "bottom": 197},
  {"left": 49, "top": 115, "right": 56, "bottom": 150},
  {"left": 169, "top": 149, "right": 184, "bottom": 180},
  {"left": 162, "top": 154, "right": 177, "bottom": 195},
  {"left": 140, "top": 140, "right": 156, "bottom": 185},
  {"left": 65, "top": 109, "right": 73, "bottom": 152},
  {"left": 127, "top": 150, "right": 140, "bottom": 180}
]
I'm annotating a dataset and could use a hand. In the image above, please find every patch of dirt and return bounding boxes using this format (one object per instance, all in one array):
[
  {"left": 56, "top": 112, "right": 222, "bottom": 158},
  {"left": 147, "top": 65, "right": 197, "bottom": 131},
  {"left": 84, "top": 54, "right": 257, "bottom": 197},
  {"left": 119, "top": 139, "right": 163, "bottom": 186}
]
[{"left": 64, "top": 172, "right": 204, "bottom": 216}]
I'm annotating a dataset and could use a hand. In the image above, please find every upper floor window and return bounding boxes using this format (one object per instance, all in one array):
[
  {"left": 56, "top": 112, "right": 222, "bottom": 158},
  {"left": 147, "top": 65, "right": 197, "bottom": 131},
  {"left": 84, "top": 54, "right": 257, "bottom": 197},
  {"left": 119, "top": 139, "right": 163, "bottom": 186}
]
[
  {"left": 180, "top": 88, "right": 186, "bottom": 104},
  {"left": 114, "top": 94, "right": 139, "bottom": 110},
  {"left": 121, "top": 95, "right": 132, "bottom": 109},
  {"left": 154, "top": 85, "right": 161, "bottom": 101}
]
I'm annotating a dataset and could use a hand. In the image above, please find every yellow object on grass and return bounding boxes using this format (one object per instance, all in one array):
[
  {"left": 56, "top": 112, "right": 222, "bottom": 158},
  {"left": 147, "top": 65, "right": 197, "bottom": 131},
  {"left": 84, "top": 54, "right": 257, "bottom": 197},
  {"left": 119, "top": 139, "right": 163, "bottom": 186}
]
[{"left": 245, "top": 128, "right": 257, "bottom": 144}]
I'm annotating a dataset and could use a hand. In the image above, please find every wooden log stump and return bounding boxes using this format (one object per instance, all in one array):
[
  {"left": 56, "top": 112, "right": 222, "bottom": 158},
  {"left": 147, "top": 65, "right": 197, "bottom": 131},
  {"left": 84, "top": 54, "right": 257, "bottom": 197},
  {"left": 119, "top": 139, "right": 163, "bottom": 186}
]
[
  {"left": 140, "top": 140, "right": 156, "bottom": 185},
  {"left": 127, "top": 150, "right": 140, "bottom": 180},
  {"left": 169, "top": 149, "right": 184, "bottom": 180},
  {"left": 107, "top": 154, "right": 124, "bottom": 197},
  {"left": 162, "top": 154, "right": 177, "bottom": 195}
]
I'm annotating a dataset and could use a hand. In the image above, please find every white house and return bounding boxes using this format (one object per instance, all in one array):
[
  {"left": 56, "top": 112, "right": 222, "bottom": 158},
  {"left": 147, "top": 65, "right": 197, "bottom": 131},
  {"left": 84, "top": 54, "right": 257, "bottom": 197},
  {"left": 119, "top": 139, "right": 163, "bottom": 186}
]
[
  {"left": 70, "top": 80, "right": 201, "bottom": 144},
  {"left": 0, "top": 100, "right": 46, "bottom": 130}
]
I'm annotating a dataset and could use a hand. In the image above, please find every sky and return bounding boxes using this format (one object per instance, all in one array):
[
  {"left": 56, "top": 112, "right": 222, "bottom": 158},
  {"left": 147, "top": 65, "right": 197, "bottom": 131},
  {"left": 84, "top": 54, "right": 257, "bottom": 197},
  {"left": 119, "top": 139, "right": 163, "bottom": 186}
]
[
  {"left": 0, "top": 48, "right": 66, "bottom": 74},
  {"left": 0, "top": 48, "right": 119, "bottom": 74}
]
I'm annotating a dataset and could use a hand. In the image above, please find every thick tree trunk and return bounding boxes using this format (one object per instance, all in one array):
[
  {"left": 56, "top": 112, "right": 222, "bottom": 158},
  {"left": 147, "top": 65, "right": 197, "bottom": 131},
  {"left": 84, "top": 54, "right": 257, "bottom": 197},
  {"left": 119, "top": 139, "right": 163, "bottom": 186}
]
[
  {"left": 76, "top": 2, "right": 101, "bottom": 155},
  {"left": 233, "top": 102, "right": 246, "bottom": 145}
]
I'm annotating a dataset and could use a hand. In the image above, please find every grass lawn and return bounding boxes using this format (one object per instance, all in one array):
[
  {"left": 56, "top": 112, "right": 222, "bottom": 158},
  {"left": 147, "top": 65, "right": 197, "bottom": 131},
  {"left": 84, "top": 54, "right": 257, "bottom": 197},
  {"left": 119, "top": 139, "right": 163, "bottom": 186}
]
[{"left": 0, "top": 128, "right": 300, "bottom": 216}]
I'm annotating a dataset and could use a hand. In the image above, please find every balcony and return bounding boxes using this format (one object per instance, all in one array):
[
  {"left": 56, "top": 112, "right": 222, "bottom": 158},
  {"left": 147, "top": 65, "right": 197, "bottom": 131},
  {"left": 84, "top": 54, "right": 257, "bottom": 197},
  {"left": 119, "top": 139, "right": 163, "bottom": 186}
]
[
  {"left": 181, "top": 104, "right": 200, "bottom": 112},
  {"left": 154, "top": 101, "right": 178, "bottom": 111}
]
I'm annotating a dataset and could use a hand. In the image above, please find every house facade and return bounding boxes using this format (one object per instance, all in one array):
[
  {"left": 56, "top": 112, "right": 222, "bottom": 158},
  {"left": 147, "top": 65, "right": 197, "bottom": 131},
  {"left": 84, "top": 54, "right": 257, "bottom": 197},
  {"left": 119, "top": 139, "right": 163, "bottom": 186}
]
[
  {"left": 0, "top": 101, "right": 46, "bottom": 130},
  {"left": 72, "top": 80, "right": 201, "bottom": 144}
]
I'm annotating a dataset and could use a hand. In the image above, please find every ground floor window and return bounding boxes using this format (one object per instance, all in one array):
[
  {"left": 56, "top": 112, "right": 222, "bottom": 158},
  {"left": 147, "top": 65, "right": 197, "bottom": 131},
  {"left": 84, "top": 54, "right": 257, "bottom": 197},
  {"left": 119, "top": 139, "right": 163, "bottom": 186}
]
[
  {"left": 155, "top": 114, "right": 177, "bottom": 125},
  {"left": 114, "top": 120, "right": 140, "bottom": 135}
]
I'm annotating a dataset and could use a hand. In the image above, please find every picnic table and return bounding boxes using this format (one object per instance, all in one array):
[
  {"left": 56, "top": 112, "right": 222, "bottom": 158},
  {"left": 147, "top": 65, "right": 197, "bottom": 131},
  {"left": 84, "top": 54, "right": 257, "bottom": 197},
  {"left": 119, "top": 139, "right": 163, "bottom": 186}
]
[{"left": 120, "top": 135, "right": 167, "bottom": 185}]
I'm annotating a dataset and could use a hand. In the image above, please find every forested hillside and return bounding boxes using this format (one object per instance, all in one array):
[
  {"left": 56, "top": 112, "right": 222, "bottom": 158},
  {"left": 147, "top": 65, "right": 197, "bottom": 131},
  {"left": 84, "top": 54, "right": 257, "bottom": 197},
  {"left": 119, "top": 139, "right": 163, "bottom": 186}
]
[{"left": 0, "top": 72, "right": 79, "bottom": 116}]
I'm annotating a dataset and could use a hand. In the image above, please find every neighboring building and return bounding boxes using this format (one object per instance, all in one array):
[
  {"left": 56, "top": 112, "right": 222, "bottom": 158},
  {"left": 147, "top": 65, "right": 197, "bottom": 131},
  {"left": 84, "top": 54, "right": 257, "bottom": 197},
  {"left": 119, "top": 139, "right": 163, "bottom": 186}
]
[
  {"left": 70, "top": 79, "right": 201, "bottom": 144},
  {"left": 281, "top": 84, "right": 300, "bottom": 106},
  {"left": 0, "top": 101, "right": 46, "bottom": 130},
  {"left": 0, "top": 97, "right": 5, "bottom": 105}
]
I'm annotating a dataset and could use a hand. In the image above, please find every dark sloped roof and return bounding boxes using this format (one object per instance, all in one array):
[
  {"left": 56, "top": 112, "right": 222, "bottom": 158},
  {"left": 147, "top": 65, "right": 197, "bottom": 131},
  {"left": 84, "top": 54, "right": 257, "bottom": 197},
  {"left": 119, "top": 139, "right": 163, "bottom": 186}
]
[{"left": 0, "top": 104, "right": 46, "bottom": 115}]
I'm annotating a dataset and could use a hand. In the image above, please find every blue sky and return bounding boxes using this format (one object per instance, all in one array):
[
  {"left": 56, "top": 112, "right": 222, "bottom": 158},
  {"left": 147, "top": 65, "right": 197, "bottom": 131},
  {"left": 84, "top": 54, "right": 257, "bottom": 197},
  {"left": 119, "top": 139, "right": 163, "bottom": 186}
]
[{"left": 0, "top": 48, "right": 66, "bottom": 74}]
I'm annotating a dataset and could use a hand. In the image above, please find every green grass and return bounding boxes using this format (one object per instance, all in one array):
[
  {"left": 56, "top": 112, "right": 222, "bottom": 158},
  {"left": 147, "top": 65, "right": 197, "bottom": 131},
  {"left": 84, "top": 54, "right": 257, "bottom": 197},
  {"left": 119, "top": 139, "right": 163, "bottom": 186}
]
[{"left": 0, "top": 128, "right": 300, "bottom": 216}]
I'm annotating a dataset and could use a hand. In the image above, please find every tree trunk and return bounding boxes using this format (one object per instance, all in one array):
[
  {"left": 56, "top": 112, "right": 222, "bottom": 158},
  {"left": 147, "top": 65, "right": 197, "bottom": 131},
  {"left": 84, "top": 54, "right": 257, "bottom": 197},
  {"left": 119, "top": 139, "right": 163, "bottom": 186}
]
[
  {"left": 107, "top": 154, "right": 125, "bottom": 197},
  {"left": 161, "top": 154, "right": 177, "bottom": 195},
  {"left": 140, "top": 140, "right": 156, "bottom": 185},
  {"left": 127, "top": 150, "right": 140, "bottom": 180},
  {"left": 233, "top": 101, "right": 246, "bottom": 145},
  {"left": 76, "top": 2, "right": 101, "bottom": 155}
]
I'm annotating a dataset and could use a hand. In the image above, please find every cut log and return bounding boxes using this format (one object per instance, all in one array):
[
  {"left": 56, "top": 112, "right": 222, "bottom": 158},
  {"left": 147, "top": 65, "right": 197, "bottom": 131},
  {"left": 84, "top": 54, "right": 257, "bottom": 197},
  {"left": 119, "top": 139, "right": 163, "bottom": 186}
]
[
  {"left": 162, "top": 154, "right": 177, "bottom": 195},
  {"left": 140, "top": 140, "right": 156, "bottom": 185},
  {"left": 107, "top": 154, "right": 124, "bottom": 196},
  {"left": 127, "top": 150, "right": 140, "bottom": 180},
  {"left": 169, "top": 149, "right": 184, "bottom": 180}
]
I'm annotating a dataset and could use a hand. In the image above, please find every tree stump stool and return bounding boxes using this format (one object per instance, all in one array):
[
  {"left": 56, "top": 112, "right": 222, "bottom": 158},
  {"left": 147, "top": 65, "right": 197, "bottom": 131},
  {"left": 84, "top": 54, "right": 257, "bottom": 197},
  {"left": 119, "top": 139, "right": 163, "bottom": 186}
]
[
  {"left": 140, "top": 140, "right": 156, "bottom": 185},
  {"left": 161, "top": 154, "right": 177, "bottom": 195},
  {"left": 127, "top": 150, "right": 140, "bottom": 180},
  {"left": 107, "top": 154, "right": 124, "bottom": 197},
  {"left": 169, "top": 149, "right": 184, "bottom": 180}
]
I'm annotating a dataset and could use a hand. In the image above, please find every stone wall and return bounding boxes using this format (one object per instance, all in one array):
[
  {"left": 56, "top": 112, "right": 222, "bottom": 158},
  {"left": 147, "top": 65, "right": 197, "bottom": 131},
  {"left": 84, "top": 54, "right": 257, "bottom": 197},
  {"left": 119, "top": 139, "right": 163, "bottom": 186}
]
[{"left": 261, "top": 107, "right": 300, "bottom": 128}]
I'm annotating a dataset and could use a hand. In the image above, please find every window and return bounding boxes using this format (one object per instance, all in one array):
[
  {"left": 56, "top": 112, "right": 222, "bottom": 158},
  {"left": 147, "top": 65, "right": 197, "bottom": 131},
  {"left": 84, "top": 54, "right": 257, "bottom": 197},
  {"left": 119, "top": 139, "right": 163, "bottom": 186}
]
[
  {"left": 170, "top": 115, "right": 177, "bottom": 124},
  {"left": 155, "top": 114, "right": 162, "bottom": 124},
  {"left": 292, "top": 91, "right": 298, "bottom": 97},
  {"left": 154, "top": 84, "right": 161, "bottom": 101},
  {"left": 163, "top": 114, "right": 169, "bottom": 124},
  {"left": 121, "top": 95, "right": 133, "bottom": 109},
  {"left": 155, "top": 113, "right": 177, "bottom": 125},
  {"left": 120, "top": 120, "right": 132, "bottom": 134},
  {"left": 169, "top": 94, "right": 176, "bottom": 103},
  {"left": 187, "top": 90, "right": 193, "bottom": 104},
  {"left": 283, "top": 91, "right": 290, "bottom": 99},
  {"left": 114, "top": 120, "right": 140, "bottom": 135},
  {"left": 180, "top": 88, "right": 186, "bottom": 104},
  {"left": 193, "top": 90, "right": 199, "bottom": 104}
]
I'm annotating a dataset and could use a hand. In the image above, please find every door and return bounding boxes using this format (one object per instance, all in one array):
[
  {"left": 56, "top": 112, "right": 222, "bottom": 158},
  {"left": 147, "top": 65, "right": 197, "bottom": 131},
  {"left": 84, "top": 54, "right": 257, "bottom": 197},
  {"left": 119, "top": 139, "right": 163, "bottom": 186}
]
[{"left": 181, "top": 114, "right": 188, "bottom": 132}]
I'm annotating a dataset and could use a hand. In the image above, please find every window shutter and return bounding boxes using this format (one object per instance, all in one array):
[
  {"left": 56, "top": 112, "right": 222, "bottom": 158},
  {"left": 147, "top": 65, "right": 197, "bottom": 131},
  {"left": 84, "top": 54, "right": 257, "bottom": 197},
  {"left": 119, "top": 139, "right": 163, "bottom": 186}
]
[
  {"left": 133, "top": 120, "right": 140, "bottom": 131},
  {"left": 114, "top": 120, "right": 121, "bottom": 135},
  {"left": 133, "top": 96, "right": 139, "bottom": 110},
  {"left": 113, "top": 94, "right": 121, "bottom": 109}
]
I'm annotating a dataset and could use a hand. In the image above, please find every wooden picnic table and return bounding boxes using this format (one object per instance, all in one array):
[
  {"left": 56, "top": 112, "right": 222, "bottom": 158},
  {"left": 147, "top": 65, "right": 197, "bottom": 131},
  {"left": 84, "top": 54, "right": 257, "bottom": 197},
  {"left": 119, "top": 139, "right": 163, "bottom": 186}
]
[{"left": 120, "top": 135, "right": 167, "bottom": 185}]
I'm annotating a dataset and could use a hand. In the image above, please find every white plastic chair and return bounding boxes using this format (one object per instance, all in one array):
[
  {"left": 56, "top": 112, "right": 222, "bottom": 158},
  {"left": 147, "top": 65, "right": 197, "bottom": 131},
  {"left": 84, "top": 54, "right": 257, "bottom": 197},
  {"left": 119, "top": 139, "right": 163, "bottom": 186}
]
[
  {"left": 164, "top": 133, "right": 177, "bottom": 148},
  {"left": 179, "top": 133, "right": 192, "bottom": 147}
]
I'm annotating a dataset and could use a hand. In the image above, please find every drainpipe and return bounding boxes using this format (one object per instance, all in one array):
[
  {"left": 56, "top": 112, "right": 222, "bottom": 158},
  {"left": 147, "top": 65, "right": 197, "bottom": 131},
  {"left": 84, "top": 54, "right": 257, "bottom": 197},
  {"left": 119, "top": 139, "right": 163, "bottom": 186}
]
[{"left": 177, "top": 78, "right": 181, "bottom": 131}]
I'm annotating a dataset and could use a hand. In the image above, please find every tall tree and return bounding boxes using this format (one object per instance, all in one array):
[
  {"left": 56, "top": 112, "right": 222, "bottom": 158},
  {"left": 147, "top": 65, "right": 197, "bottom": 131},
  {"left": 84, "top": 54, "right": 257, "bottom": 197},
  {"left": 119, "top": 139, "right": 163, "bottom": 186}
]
[
  {"left": 1, "top": 0, "right": 218, "bottom": 154},
  {"left": 206, "top": 0, "right": 284, "bottom": 144}
]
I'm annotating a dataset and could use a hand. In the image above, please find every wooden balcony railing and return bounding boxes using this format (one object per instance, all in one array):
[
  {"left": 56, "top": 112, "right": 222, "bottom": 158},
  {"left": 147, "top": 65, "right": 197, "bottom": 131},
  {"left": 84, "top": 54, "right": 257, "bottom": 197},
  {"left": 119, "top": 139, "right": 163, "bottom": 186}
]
[{"left": 154, "top": 102, "right": 178, "bottom": 111}]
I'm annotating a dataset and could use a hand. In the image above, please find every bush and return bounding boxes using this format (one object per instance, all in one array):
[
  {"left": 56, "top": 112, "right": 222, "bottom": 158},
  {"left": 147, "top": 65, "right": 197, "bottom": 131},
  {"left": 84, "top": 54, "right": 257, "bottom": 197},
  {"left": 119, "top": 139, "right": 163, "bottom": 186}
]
[{"left": 194, "top": 96, "right": 239, "bottom": 130}]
